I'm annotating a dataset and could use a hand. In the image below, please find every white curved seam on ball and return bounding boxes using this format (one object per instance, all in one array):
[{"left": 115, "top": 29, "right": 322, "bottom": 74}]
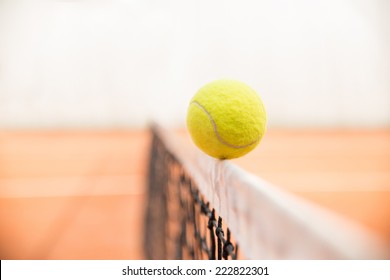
[{"left": 191, "top": 101, "right": 260, "bottom": 149}]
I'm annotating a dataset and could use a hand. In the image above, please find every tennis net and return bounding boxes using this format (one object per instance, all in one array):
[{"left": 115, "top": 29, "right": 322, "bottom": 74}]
[{"left": 145, "top": 124, "right": 389, "bottom": 260}]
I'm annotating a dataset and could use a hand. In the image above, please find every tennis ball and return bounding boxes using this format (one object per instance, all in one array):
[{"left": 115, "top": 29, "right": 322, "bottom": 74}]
[{"left": 186, "top": 80, "right": 267, "bottom": 159}]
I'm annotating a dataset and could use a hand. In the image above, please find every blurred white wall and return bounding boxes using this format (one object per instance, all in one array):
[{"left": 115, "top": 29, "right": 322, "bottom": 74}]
[{"left": 0, "top": 0, "right": 389, "bottom": 128}]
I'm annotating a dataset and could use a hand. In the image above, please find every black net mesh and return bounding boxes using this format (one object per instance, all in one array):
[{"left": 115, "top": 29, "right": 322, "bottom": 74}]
[{"left": 145, "top": 126, "right": 238, "bottom": 260}]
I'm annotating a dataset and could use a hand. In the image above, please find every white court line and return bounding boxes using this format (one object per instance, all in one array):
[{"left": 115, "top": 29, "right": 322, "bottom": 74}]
[{"left": 0, "top": 176, "right": 146, "bottom": 198}]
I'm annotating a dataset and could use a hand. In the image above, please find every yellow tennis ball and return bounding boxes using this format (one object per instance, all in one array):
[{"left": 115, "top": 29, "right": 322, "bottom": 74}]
[{"left": 186, "top": 79, "right": 267, "bottom": 159}]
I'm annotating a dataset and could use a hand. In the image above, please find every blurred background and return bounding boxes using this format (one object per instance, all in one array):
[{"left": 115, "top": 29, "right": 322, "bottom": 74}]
[
  {"left": 0, "top": 0, "right": 389, "bottom": 260},
  {"left": 1, "top": 0, "right": 389, "bottom": 128}
]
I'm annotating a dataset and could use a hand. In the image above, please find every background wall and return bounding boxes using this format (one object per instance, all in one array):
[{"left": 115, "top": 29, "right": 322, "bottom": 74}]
[{"left": 0, "top": 0, "right": 389, "bottom": 128}]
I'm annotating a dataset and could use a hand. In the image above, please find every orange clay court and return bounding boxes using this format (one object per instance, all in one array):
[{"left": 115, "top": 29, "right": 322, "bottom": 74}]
[{"left": 0, "top": 128, "right": 389, "bottom": 259}]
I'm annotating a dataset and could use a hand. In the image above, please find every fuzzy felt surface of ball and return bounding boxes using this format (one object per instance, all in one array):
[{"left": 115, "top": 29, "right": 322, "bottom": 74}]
[{"left": 186, "top": 80, "right": 267, "bottom": 159}]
